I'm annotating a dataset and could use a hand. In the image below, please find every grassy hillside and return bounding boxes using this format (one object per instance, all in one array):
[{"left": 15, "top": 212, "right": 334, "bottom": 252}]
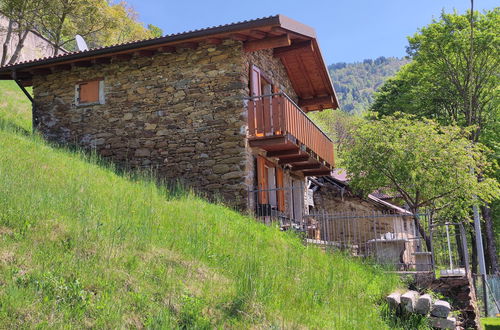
[{"left": 0, "top": 81, "right": 401, "bottom": 328}]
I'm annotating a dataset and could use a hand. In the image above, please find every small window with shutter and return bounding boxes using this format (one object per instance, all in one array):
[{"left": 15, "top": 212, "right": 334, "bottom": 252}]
[{"left": 75, "top": 79, "right": 104, "bottom": 105}]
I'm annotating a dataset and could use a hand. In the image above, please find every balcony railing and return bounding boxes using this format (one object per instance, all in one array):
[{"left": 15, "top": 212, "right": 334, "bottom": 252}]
[{"left": 247, "top": 93, "right": 334, "bottom": 167}]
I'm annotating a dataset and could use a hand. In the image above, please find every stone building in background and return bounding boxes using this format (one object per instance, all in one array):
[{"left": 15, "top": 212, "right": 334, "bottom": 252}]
[
  {"left": 0, "top": 15, "right": 338, "bottom": 222},
  {"left": 0, "top": 14, "right": 65, "bottom": 65}
]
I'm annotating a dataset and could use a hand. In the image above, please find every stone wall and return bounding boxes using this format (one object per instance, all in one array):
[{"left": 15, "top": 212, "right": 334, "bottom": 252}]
[
  {"left": 429, "top": 274, "right": 481, "bottom": 329},
  {"left": 32, "top": 40, "right": 299, "bottom": 210}
]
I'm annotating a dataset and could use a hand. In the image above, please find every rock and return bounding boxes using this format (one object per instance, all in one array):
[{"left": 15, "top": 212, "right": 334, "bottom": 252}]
[
  {"left": 401, "top": 290, "right": 419, "bottom": 313},
  {"left": 134, "top": 148, "right": 150, "bottom": 157},
  {"left": 415, "top": 294, "right": 432, "bottom": 315},
  {"left": 431, "top": 300, "right": 451, "bottom": 318},
  {"left": 213, "top": 164, "right": 229, "bottom": 174},
  {"left": 144, "top": 123, "right": 157, "bottom": 130},
  {"left": 386, "top": 292, "right": 401, "bottom": 310},
  {"left": 429, "top": 316, "right": 456, "bottom": 329},
  {"left": 221, "top": 171, "right": 244, "bottom": 180}
]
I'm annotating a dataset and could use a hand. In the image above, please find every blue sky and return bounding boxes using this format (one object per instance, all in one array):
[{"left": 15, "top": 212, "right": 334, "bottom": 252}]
[{"left": 126, "top": 0, "right": 498, "bottom": 64}]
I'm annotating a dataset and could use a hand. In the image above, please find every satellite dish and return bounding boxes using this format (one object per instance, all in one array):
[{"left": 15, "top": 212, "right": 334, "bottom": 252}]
[{"left": 75, "top": 34, "right": 88, "bottom": 51}]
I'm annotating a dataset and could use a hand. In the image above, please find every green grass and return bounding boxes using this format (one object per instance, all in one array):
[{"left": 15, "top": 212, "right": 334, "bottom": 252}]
[
  {"left": 482, "top": 317, "right": 500, "bottom": 330},
  {"left": 0, "top": 81, "right": 402, "bottom": 328}
]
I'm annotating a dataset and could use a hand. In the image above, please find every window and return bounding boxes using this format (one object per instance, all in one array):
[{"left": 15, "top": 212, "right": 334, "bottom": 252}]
[
  {"left": 257, "top": 155, "right": 285, "bottom": 212},
  {"left": 75, "top": 79, "right": 104, "bottom": 105}
]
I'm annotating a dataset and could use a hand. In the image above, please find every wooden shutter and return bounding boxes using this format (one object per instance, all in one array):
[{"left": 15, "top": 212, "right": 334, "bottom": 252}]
[
  {"left": 276, "top": 167, "right": 285, "bottom": 211},
  {"left": 79, "top": 80, "right": 100, "bottom": 103},
  {"left": 257, "top": 156, "right": 268, "bottom": 204},
  {"left": 250, "top": 65, "right": 261, "bottom": 96}
]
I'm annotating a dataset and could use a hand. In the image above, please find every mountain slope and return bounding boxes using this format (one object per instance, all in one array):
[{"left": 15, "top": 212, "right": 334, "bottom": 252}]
[
  {"left": 329, "top": 57, "right": 410, "bottom": 113},
  {"left": 0, "top": 81, "right": 400, "bottom": 328}
]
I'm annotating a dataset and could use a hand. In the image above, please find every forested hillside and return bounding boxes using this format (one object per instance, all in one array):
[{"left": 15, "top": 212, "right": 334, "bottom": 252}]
[{"left": 329, "top": 57, "right": 410, "bottom": 113}]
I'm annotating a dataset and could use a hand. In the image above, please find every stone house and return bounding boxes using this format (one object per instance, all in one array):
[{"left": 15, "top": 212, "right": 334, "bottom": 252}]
[
  {"left": 0, "top": 14, "right": 65, "bottom": 65},
  {"left": 0, "top": 15, "right": 338, "bottom": 220},
  {"left": 307, "top": 170, "right": 420, "bottom": 268}
]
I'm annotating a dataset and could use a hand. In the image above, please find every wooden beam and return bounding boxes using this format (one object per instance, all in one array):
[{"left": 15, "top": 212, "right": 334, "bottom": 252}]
[
  {"left": 135, "top": 49, "right": 156, "bottom": 57},
  {"left": 54, "top": 64, "right": 72, "bottom": 71},
  {"left": 71, "top": 61, "right": 92, "bottom": 68},
  {"left": 266, "top": 149, "right": 302, "bottom": 157},
  {"left": 206, "top": 38, "right": 222, "bottom": 45},
  {"left": 230, "top": 33, "right": 248, "bottom": 41},
  {"left": 30, "top": 68, "right": 51, "bottom": 75},
  {"left": 292, "top": 163, "right": 321, "bottom": 171},
  {"left": 175, "top": 42, "right": 198, "bottom": 50},
  {"left": 270, "top": 27, "right": 308, "bottom": 39},
  {"left": 113, "top": 53, "right": 133, "bottom": 61},
  {"left": 302, "top": 169, "right": 332, "bottom": 177},
  {"left": 278, "top": 155, "right": 310, "bottom": 164},
  {"left": 157, "top": 46, "right": 175, "bottom": 53},
  {"left": 248, "top": 136, "right": 288, "bottom": 148},
  {"left": 298, "top": 95, "right": 334, "bottom": 108},
  {"left": 92, "top": 57, "right": 111, "bottom": 64},
  {"left": 273, "top": 40, "right": 313, "bottom": 57},
  {"left": 248, "top": 29, "right": 267, "bottom": 39},
  {"left": 243, "top": 34, "right": 291, "bottom": 52}
]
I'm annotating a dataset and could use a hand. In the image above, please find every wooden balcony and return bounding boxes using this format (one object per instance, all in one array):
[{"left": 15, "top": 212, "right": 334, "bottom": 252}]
[{"left": 247, "top": 93, "right": 334, "bottom": 176}]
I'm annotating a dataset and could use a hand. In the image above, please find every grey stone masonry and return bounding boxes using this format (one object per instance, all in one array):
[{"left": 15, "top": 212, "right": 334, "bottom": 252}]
[
  {"left": 429, "top": 316, "right": 457, "bottom": 329},
  {"left": 386, "top": 292, "right": 401, "bottom": 310},
  {"left": 414, "top": 294, "right": 432, "bottom": 315},
  {"left": 431, "top": 300, "right": 451, "bottom": 318},
  {"left": 401, "top": 290, "right": 419, "bottom": 313},
  {"left": 31, "top": 40, "right": 297, "bottom": 210}
]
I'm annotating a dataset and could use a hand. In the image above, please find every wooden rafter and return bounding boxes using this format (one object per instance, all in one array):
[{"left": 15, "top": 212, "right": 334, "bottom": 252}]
[
  {"left": 243, "top": 34, "right": 291, "bottom": 52},
  {"left": 292, "top": 163, "right": 321, "bottom": 171},
  {"left": 273, "top": 40, "right": 313, "bottom": 57},
  {"left": 278, "top": 155, "right": 310, "bottom": 164},
  {"left": 298, "top": 95, "right": 334, "bottom": 108}
]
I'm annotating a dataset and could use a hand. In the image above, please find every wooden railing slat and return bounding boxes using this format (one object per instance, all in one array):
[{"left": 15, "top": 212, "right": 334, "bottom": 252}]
[
  {"left": 248, "top": 94, "right": 334, "bottom": 167},
  {"left": 248, "top": 100, "right": 255, "bottom": 136},
  {"left": 263, "top": 97, "right": 271, "bottom": 135}
]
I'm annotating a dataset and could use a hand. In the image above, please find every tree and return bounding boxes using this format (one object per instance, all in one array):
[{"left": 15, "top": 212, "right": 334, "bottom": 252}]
[
  {"left": 0, "top": 0, "right": 43, "bottom": 65},
  {"left": 343, "top": 115, "right": 499, "bottom": 251},
  {"left": 370, "top": 8, "right": 500, "bottom": 274},
  {"left": 1, "top": 0, "right": 159, "bottom": 62}
]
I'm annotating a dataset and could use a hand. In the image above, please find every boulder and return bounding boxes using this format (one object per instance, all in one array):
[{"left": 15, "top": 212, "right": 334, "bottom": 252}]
[
  {"left": 401, "top": 290, "right": 419, "bottom": 313},
  {"left": 429, "top": 316, "right": 456, "bottom": 329},
  {"left": 386, "top": 292, "right": 401, "bottom": 310},
  {"left": 415, "top": 294, "right": 432, "bottom": 315},
  {"left": 431, "top": 300, "right": 451, "bottom": 318}
]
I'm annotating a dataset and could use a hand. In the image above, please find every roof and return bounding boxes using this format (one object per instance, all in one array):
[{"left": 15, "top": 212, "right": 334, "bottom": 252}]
[
  {"left": 0, "top": 14, "right": 339, "bottom": 111},
  {"left": 312, "top": 170, "right": 413, "bottom": 216}
]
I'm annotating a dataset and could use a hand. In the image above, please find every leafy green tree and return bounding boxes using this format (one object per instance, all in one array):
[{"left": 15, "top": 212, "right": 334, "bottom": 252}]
[
  {"left": 343, "top": 115, "right": 499, "bottom": 251},
  {"left": 371, "top": 7, "right": 500, "bottom": 274},
  {"left": 372, "top": 9, "right": 499, "bottom": 142}
]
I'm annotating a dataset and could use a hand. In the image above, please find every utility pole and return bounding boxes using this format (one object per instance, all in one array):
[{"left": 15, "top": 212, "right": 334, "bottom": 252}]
[{"left": 469, "top": 0, "right": 489, "bottom": 316}]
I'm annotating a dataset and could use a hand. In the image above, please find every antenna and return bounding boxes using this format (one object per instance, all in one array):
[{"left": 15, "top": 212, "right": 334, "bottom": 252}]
[{"left": 75, "top": 35, "right": 89, "bottom": 51}]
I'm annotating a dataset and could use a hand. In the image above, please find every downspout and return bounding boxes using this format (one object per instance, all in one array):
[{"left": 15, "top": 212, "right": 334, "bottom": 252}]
[{"left": 11, "top": 70, "right": 37, "bottom": 131}]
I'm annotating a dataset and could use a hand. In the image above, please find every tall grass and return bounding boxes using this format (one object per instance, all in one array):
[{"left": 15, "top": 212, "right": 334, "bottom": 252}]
[{"left": 0, "top": 81, "right": 401, "bottom": 328}]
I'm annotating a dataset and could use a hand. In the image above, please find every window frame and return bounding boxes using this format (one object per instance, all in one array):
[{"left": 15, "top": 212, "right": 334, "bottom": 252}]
[{"left": 75, "top": 78, "right": 105, "bottom": 106}]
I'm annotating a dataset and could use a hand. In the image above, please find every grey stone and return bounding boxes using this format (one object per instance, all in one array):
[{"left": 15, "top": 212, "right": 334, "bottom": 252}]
[
  {"left": 429, "top": 316, "right": 456, "bottom": 329},
  {"left": 213, "top": 164, "right": 229, "bottom": 174},
  {"left": 221, "top": 171, "right": 244, "bottom": 180},
  {"left": 431, "top": 300, "right": 451, "bottom": 318},
  {"left": 386, "top": 292, "right": 401, "bottom": 310},
  {"left": 134, "top": 148, "right": 150, "bottom": 157},
  {"left": 415, "top": 294, "right": 432, "bottom": 315},
  {"left": 401, "top": 290, "right": 419, "bottom": 313}
]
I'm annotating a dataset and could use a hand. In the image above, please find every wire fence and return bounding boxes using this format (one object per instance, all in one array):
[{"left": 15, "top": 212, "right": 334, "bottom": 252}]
[
  {"left": 430, "top": 222, "right": 470, "bottom": 277},
  {"left": 304, "top": 211, "right": 431, "bottom": 271}
]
